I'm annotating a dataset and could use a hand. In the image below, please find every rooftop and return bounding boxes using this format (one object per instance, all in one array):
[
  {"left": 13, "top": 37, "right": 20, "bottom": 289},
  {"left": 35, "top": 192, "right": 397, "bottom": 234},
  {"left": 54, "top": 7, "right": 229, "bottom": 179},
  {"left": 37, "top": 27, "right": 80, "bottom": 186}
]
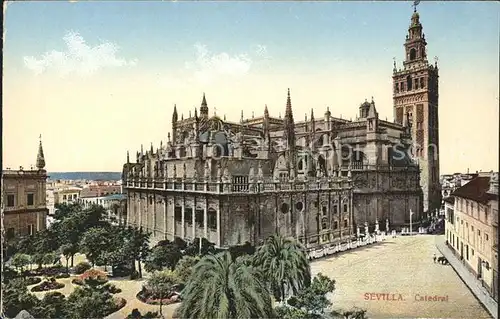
[{"left": 452, "top": 176, "right": 497, "bottom": 204}]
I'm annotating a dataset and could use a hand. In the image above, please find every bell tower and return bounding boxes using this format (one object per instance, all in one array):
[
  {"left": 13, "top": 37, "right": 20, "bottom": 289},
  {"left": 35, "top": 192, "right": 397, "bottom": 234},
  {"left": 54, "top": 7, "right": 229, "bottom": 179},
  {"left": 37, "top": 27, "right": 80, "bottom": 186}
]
[{"left": 393, "top": 6, "right": 441, "bottom": 214}]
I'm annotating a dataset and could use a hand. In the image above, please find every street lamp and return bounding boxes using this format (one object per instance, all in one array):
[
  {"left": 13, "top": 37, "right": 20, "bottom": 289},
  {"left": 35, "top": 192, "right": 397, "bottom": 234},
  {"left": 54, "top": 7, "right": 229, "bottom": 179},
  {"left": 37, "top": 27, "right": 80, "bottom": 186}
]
[{"left": 410, "top": 210, "right": 414, "bottom": 235}]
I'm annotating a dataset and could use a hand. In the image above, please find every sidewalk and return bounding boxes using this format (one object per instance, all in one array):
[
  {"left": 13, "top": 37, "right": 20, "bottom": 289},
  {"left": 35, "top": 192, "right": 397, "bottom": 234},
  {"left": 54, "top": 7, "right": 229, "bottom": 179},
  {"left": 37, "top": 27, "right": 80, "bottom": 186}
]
[{"left": 435, "top": 236, "right": 498, "bottom": 319}]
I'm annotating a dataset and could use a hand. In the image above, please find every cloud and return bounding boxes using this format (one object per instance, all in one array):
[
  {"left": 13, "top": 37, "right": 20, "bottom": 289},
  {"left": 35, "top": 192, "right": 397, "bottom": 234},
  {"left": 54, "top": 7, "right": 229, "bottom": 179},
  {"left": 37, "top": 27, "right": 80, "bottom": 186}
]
[
  {"left": 255, "top": 44, "right": 268, "bottom": 57},
  {"left": 23, "top": 31, "right": 137, "bottom": 77},
  {"left": 184, "top": 43, "right": 252, "bottom": 84}
]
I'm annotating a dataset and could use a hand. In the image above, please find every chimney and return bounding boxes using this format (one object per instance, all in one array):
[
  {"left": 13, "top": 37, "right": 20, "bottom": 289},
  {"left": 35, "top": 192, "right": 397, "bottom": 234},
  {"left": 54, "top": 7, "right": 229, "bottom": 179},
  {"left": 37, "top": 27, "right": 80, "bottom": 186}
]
[{"left": 487, "top": 172, "right": 498, "bottom": 196}]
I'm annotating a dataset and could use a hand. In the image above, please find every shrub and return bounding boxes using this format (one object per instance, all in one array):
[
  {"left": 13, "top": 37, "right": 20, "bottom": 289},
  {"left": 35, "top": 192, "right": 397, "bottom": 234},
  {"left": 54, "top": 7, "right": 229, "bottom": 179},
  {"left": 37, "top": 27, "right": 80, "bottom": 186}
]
[
  {"left": 24, "top": 277, "right": 42, "bottom": 286},
  {"left": 80, "top": 268, "right": 108, "bottom": 284},
  {"left": 55, "top": 273, "right": 70, "bottom": 279},
  {"left": 130, "top": 270, "right": 140, "bottom": 280},
  {"left": 30, "top": 279, "right": 65, "bottom": 292},
  {"left": 103, "top": 283, "right": 122, "bottom": 294},
  {"left": 71, "top": 278, "right": 83, "bottom": 286},
  {"left": 113, "top": 297, "right": 127, "bottom": 311},
  {"left": 74, "top": 261, "right": 92, "bottom": 274}
]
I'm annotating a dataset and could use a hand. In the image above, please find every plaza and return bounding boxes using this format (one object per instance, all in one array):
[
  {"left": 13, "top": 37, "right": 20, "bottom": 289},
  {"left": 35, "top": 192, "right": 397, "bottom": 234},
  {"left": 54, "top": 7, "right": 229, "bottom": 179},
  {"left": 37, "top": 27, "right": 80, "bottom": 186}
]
[{"left": 311, "top": 235, "right": 492, "bottom": 319}]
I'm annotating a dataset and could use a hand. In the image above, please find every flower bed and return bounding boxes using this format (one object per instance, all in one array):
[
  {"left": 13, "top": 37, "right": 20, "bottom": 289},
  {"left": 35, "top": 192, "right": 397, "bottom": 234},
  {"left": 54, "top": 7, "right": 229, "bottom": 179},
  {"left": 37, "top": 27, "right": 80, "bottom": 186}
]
[
  {"left": 24, "top": 276, "right": 42, "bottom": 286},
  {"left": 32, "top": 265, "right": 67, "bottom": 277},
  {"left": 72, "top": 269, "right": 109, "bottom": 286},
  {"left": 30, "top": 278, "right": 65, "bottom": 292},
  {"left": 136, "top": 289, "right": 181, "bottom": 305}
]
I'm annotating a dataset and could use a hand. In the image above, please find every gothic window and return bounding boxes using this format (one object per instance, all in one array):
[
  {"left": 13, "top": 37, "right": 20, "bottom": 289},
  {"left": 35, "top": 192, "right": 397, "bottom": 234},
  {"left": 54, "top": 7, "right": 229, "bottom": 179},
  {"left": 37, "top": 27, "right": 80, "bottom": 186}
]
[
  {"left": 295, "top": 202, "right": 304, "bottom": 211},
  {"left": 174, "top": 206, "right": 182, "bottom": 222},
  {"left": 179, "top": 147, "right": 186, "bottom": 158},
  {"left": 208, "top": 209, "right": 217, "bottom": 229},
  {"left": 343, "top": 203, "right": 348, "bottom": 213},
  {"left": 410, "top": 48, "right": 416, "bottom": 61},
  {"left": 195, "top": 209, "right": 204, "bottom": 226},
  {"left": 322, "top": 206, "right": 327, "bottom": 216},
  {"left": 420, "top": 78, "right": 425, "bottom": 88},
  {"left": 421, "top": 47, "right": 425, "bottom": 59},
  {"left": 344, "top": 219, "right": 348, "bottom": 228},
  {"left": 333, "top": 205, "right": 338, "bottom": 215},
  {"left": 298, "top": 159, "right": 303, "bottom": 170},
  {"left": 317, "top": 155, "right": 327, "bottom": 175},
  {"left": 149, "top": 197, "right": 153, "bottom": 205},
  {"left": 333, "top": 221, "right": 338, "bottom": 230},
  {"left": 400, "top": 82, "right": 404, "bottom": 92},
  {"left": 395, "top": 83, "right": 399, "bottom": 93},
  {"left": 322, "top": 217, "right": 328, "bottom": 230},
  {"left": 185, "top": 207, "right": 193, "bottom": 224},
  {"left": 406, "top": 75, "right": 413, "bottom": 91},
  {"left": 281, "top": 203, "right": 290, "bottom": 214},
  {"left": 415, "top": 78, "right": 419, "bottom": 89}
]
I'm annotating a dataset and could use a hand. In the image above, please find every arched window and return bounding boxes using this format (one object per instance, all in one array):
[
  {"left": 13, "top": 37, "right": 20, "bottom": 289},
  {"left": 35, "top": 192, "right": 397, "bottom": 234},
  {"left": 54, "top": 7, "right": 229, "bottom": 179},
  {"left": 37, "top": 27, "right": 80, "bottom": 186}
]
[
  {"left": 421, "top": 47, "right": 425, "bottom": 59},
  {"left": 281, "top": 203, "right": 290, "bottom": 214},
  {"left": 420, "top": 78, "right": 425, "bottom": 88},
  {"left": 406, "top": 75, "right": 413, "bottom": 91},
  {"left": 395, "top": 83, "right": 399, "bottom": 93},
  {"left": 410, "top": 48, "right": 416, "bottom": 61}
]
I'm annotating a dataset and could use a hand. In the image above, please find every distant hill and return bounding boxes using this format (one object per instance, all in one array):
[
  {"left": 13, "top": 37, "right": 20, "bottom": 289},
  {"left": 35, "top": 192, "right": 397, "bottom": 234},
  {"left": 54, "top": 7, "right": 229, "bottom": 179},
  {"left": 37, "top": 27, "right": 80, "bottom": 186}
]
[{"left": 48, "top": 172, "right": 122, "bottom": 181}]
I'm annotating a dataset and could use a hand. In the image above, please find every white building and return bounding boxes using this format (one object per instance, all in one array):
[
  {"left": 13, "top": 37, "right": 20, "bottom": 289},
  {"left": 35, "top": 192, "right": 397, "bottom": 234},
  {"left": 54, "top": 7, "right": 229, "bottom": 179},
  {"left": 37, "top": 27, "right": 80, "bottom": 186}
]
[{"left": 445, "top": 172, "right": 498, "bottom": 300}]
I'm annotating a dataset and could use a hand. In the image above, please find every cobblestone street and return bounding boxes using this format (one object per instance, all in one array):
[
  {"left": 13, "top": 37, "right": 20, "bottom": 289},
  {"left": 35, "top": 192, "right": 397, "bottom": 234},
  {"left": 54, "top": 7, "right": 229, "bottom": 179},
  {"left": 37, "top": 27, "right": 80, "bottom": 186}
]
[{"left": 310, "top": 235, "right": 492, "bottom": 319}]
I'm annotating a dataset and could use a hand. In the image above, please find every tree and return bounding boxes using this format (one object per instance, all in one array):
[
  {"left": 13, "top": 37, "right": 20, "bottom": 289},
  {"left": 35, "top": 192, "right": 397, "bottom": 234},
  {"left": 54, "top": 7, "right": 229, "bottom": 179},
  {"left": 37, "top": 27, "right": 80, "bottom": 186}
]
[
  {"left": 35, "top": 292, "right": 67, "bottom": 318},
  {"left": 183, "top": 237, "right": 216, "bottom": 257},
  {"left": 3, "top": 279, "right": 40, "bottom": 318},
  {"left": 79, "top": 227, "right": 111, "bottom": 267},
  {"left": 253, "top": 234, "right": 311, "bottom": 302},
  {"left": 125, "top": 227, "right": 150, "bottom": 278},
  {"left": 11, "top": 253, "right": 31, "bottom": 275},
  {"left": 285, "top": 273, "right": 336, "bottom": 318},
  {"left": 174, "top": 255, "right": 200, "bottom": 283},
  {"left": 176, "top": 251, "right": 276, "bottom": 319},
  {"left": 144, "top": 243, "right": 182, "bottom": 273},
  {"left": 65, "top": 276, "right": 117, "bottom": 319},
  {"left": 147, "top": 270, "right": 180, "bottom": 316}
]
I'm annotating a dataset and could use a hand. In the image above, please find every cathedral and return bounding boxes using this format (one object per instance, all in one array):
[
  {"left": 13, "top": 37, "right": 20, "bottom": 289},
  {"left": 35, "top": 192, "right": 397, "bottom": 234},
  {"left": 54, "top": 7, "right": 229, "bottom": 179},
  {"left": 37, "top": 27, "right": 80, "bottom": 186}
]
[{"left": 123, "top": 8, "right": 439, "bottom": 249}]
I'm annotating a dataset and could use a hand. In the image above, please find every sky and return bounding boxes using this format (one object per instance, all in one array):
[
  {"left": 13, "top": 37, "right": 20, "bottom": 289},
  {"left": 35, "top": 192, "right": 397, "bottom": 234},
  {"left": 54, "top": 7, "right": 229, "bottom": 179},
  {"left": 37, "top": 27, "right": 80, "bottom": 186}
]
[{"left": 2, "top": 1, "right": 499, "bottom": 174}]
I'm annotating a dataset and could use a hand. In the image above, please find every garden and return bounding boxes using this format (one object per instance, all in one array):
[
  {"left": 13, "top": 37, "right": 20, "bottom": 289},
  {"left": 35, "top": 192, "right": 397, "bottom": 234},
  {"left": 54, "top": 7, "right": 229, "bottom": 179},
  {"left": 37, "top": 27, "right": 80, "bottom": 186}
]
[{"left": 3, "top": 202, "right": 368, "bottom": 319}]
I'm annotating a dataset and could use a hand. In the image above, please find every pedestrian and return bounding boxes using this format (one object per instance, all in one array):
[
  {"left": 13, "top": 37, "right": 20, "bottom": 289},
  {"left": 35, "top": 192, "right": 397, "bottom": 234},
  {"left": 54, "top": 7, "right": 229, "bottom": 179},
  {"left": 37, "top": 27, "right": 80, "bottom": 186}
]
[{"left": 433, "top": 253, "right": 436, "bottom": 263}]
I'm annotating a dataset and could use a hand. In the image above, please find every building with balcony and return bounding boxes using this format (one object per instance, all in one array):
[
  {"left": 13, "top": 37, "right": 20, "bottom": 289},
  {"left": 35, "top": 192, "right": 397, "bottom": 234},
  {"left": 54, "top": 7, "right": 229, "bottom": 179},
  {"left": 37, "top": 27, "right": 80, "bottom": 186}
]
[
  {"left": 53, "top": 187, "right": 82, "bottom": 206},
  {"left": 445, "top": 172, "right": 498, "bottom": 300},
  {"left": 122, "top": 86, "right": 422, "bottom": 249},
  {"left": 1, "top": 139, "right": 48, "bottom": 241}
]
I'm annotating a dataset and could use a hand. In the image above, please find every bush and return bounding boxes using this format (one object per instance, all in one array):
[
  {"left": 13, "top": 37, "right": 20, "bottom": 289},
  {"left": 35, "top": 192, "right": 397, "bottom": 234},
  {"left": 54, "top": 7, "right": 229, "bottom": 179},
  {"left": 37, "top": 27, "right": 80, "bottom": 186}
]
[
  {"left": 30, "top": 279, "right": 65, "bottom": 292},
  {"left": 113, "top": 297, "right": 127, "bottom": 311},
  {"left": 71, "top": 278, "right": 83, "bottom": 286},
  {"left": 103, "top": 283, "right": 122, "bottom": 294},
  {"left": 74, "top": 261, "right": 92, "bottom": 274},
  {"left": 112, "top": 264, "right": 132, "bottom": 277},
  {"left": 24, "top": 277, "right": 42, "bottom": 286},
  {"left": 130, "top": 270, "right": 140, "bottom": 280},
  {"left": 55, "top": 273, "right": 70, "bottom": 279},
  {"left": 80, "top": 268, "right": 108, "bottom": 284},
  {"left": 126, "top": 308, "right": 159, "bottom": 319}
]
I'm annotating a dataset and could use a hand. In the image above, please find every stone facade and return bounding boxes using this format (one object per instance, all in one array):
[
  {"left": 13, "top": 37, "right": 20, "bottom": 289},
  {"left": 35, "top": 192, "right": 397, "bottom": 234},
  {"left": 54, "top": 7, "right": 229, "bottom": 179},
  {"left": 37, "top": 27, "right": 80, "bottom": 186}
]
[
  {"left": 393, "top": 9, "right": 441, "bottom": 214},
  {"left": 123, "top": 87, "right": 422, "bottom": 248},
  {"left": 2, "top": 139, "right": 48, "bottom": 241}
]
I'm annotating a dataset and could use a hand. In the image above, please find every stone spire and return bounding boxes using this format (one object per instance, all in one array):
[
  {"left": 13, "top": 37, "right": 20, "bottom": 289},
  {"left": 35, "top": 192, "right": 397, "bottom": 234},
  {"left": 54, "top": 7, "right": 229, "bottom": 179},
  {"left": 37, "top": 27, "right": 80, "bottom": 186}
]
[
  {"left": 285, "top": 88, "right": 294, "bottom": 123},
  {"left": 264, "top": 104, "right": 269, "bottom": 118},
  {"left": 36, "top": 135, "right": 46, "bottom": 170},
  {"left": 240, "top": 110, "right": 244, "bottom": 123},
  {"left": 200, "top": 93, "right": 209, "bottom": 118},
  {"left": 172, "top": 104, "right": 178, "bottom": 123},
  {"left": 127, "top": 151, "right": 130, "bottom": 163}
]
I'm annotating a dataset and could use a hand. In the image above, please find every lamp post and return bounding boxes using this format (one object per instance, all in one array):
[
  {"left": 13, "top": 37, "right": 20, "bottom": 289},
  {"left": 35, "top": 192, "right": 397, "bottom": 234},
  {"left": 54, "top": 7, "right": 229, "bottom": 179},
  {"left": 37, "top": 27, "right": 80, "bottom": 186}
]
[{"left": 410, "top": 209, "right": 414, "bottom": 235}]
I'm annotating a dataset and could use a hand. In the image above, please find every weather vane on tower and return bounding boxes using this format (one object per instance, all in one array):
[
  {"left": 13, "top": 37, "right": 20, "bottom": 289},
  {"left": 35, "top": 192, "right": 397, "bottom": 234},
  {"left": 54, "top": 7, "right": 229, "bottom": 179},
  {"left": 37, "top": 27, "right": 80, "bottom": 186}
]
[{"left": 413, "top": 0, "right": 421, "bottom": 12}]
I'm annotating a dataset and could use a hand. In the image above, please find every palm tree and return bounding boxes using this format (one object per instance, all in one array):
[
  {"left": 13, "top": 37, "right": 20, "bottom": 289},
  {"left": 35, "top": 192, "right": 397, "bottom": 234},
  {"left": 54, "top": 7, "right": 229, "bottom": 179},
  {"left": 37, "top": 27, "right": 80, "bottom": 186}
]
[
  {"left": 176, "top": 251, "right": 276, "bottom": 319},
  {"left": 253, "top": 234, "right": 311, "bottom": 303}
]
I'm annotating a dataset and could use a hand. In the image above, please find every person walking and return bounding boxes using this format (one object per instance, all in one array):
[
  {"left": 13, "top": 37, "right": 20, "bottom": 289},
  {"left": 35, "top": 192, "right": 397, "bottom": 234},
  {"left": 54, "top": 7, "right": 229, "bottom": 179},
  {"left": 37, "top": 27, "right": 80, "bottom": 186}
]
[{"left": 433, "top": 253, "right": 437, "bottom": 263}]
